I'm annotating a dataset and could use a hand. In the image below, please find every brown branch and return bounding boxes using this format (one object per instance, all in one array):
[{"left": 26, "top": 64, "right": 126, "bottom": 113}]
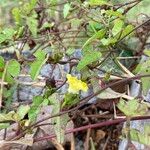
[{"left": 34, "top": 115, "right": 150, "bottom": 143}]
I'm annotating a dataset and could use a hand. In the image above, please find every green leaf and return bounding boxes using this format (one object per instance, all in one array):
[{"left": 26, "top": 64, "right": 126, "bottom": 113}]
[
  {"left": 121, "top": 24, "right": 134, "bottom": 39},
  {"left": 144, "top": 49, "right": 150, "bottom": 57},
  {"left": 105, "top": 10, "right": 123, "bottom": 18},
  {"left": 12, "top": 7, "right": 21, "bottom": 24},
  {"left": 90, "top": 138, "right": 96, "bottom": 150},
  {"left": 30, "top": 0, "right": 37, "bottom": 9},
  {"left": 0, "top": 56, "right": 4, "bottom": 69},
  {"left": 0, "top": 111, "right": 16, "bottom": 122},
  {"left": 0, "top": 34, "right": 6, "bottom": 43},
  {"left": 70, "top": 18, "right": 82, "bottom": 29},
  {"left": 128, "top": 125, "right": 150, "bottom": 146},
  {"left": 117, "top": 99, "right": 148, "bottom": 117},
  {"left": 28, "top": 106, "right": 40, "bottom": 121},
  {"left": 26, "top": 17, "right": 38, "bottom": 37},
  {"left": 112, "top": 19, "right": 124, "bottom": 36},
  {"left": 0, "top": 123, "right": 10, "bottom": 130},
  {"left": 5, "top": 72, "right": 14, "bottom": 84},
  {"left": 7, "top": 60, "right": 20, "bottom": 77},
  {"left": 0, "top": 28, "right": 15, "bottom": 43},
  {"left": 101, "top": 37, "right": 117, "bottom": 46},
  {"left": 33, "top": 96, "right": 43, "bottom": 106},
  {"left": 2, "top": 28, "right": 15, "bottom": 39},
  {"left": 62, "top": 93, "right": 79, "bottom": 108},
  {"left": 82, "top": 29, "right": 106, "bottom": 48},
  {"left": 51, "top": 93, "right": 69, "bottom": 144},
  {"left": 66, "top": 48, "right": 75, "bottom": 56},
  {"left": 139, "top": 60, "right": 150, "bottom": 94},
  {"left": 40, "top": 22, "right": 54, "bottom": 30},
  {"left": 17, "top": 105, "right": 30, "bottom": 120},
  {"left": 30, "top": 50, "right": 48, "bottom": 80},
  {"left": 77, "top": 51, "right": 102, "bottom": 71},
  {"left": 63, "top": 3, "right": 71, "bottom": 18},
  {"left": 49, "top": 0, "right": 57, "bottom": 5},
  {"left": 89, "top": 0, "right": 110, "bottom": 6},
  {"left": 42, "top": 98, "right": 49, "bottom": 106},
  {"left": 28, "top": 96, "right": 43, "bottom": 121}
]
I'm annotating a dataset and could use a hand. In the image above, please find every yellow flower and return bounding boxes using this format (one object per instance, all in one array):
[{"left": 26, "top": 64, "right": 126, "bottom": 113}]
[{"left": 66, "top": 74, "right": 88, "bottom": 94}]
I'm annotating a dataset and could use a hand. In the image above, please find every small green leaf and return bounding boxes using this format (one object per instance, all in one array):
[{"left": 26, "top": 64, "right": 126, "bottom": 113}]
[
  {"left": 12, "top": 7, "right": 21, "bottom": 24},
  {"left": 121, "top": 24, "right": 134, "bottom": 38},
  {"left": 5, "top": 72, "right": 14, "bottom": 84},
  {"left": 112, "top": 19, "right": 124, "bottom": 36},
  {"left": 90, "top": 138, "right": 96, "bottom": 150},
  {"left": 0, "top": 34, "right": 6, "bottom": 43},
  {"left": 105, "top": 10, "right": 123, "bottom": 18},
  {"left": 66, "top": 48, "right": 75, "bottom": 56},
  {"left": 0, "top": 123, "right": 10, "bottom": 130},
  {"left": 51, "top": 93, "right": 69, "bottom": 144},
  {"left": 30, "top": 50, "right": 48, "bottom": 80},
  {"left": 0, "top": 56, "right": 4, "bottom": 69},
  {"left": 28, "top": 96, "right": 43, "bottom": 121},
  {"left": 62, "top": 93, "right": 79, "bottom": 108},
  {"left": 144, "top": 49, "right": 150, "bottom": 57},
  {"left": 128, "top": 125, "right": 150, "bottom": 146},
  {"left": 63, "top": 3, "right": 71, "bottom": 18},
  {"left": 139, "top": 60, "right": 150, "bottom": 94},
  {"left": 117, "top": 99, "right": 148, "bottom": 117},
  {"left": 7, "top": 60, "right": 20, "bottom": 77},
  {"left": 0, "top": 28, "right": 15, "bottom": 43},
  {"left": 70, "top": 18, "right": 82, "bottom": 29},
  {"left": 28, "top": 106, "right": 40, "bottom": 121},
  {"left": 82, "top": 29, "right": 106, "bottom": 48},
  {"left": 40, "top": 22, "right": 54, "bottom": 30},
  {"left": 3, "top": 28, "right": 15, "bottom": 39},
  {"left": 30, "top": 0, "right": 37, "bottom": 9},
  {"left": 42, "top": 99, "right": 49, "bottom": 106},
  {"left": 33, "top": 96, "right": 43, "bottom": 106},
  {"left": 77, "top": 51, "right": 102, "bottom": 71},
  {"left": 0, "top": 111, "right": 16, "bottom": 122},
  {"left": 101, "top": 37, "right": 117, "bottom": 45},
  {"left": 89, "top": 0, "right": 110, "bottom": 6},
  {"left": 17, "top": 105, "right": 30, "bottom": 120},
  {"left": 26, "top": 17, "right": 38, "bottom": 37}
]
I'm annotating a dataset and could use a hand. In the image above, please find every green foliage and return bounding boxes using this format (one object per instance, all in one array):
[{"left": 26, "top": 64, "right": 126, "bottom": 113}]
[
  {"left": 135, "top": 59, "right": 150, "bottom": 94},
  {"left": 30, "top": 50, "right": 48, "bottom": 80},
  {"left": 89, "top": 0, "right": 110, "bottom": 6},
  {"left": 144, "top": 49, "right": 150, "bottom": 57},
  {"left": 0, "top": 0, "right": 150, "bottom": 147},
  {"left": 51, "top": 93, "right": 69, "bottom": 143},
  {"left": 62, "top": 93, "right": 79, "bottom": 108},
  {"left": 77, "top": 50, "right": 102, "bottom": 71},
  {"left": 7, "top": 60, "right": 20, "bottom": 77},
  {"left": 129, "top": 125, "right": 150, "bottom": 146},
  {"left": 117, "top": 99, "right": 148, "bottom": 117},
  {"left": 26, "top": 16, "right": 38, "bottom": 37},
  {"left": 82, "top": 29, "right": 106, "bottom": 48},
  {"left": 112, "top": 19, "right": 124, "bottom": 36},
  {"left": 120, "top": 24, "right": 134, "bottom": 39},
  {"left": 63, "top": 3, "right": 71, "bottom": 18},
  {"left": 0, "top": 28, "right": 15, "bottom": 44},
  {"left": 28, "top": 96, "right": 43, "bottom": 122},
  {"left": 12, "top": 7, "right": 21, "bottom": 25},
  {"left": 17, "top": 105, "right": 30, "bottom": 120}
]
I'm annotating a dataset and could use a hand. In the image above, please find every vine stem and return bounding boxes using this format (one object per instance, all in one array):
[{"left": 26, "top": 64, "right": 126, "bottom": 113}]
[
  {"left": 34, "top": 115, "right": 150, "bottom": 143},
  {"left": 11, "top": 74, "right": 150, "bottom": 140}
]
